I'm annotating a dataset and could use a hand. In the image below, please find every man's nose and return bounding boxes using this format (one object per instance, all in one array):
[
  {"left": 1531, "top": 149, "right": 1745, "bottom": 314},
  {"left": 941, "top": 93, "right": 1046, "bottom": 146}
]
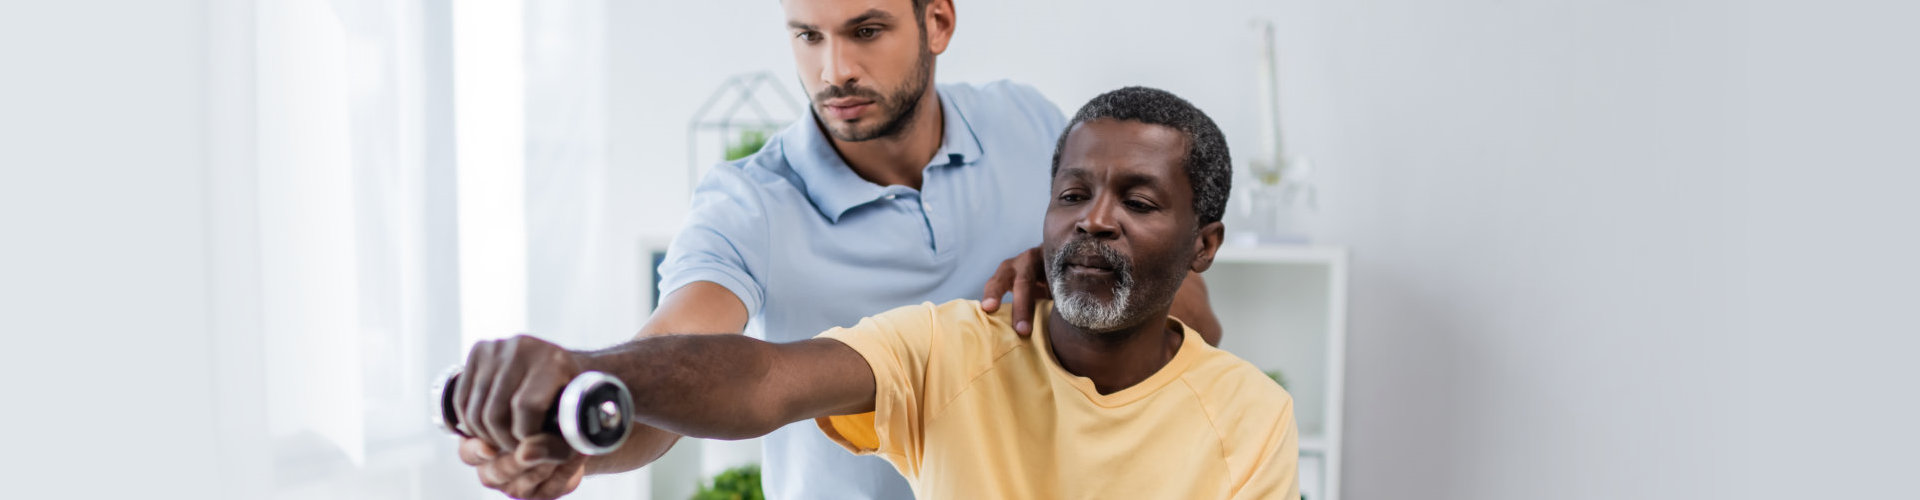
[
  {"left": 818, "top": 39, "right": 859, "bottom": 88},
  {"left": 1075, "top": 196, "right": 1121, "bottom": 240}
]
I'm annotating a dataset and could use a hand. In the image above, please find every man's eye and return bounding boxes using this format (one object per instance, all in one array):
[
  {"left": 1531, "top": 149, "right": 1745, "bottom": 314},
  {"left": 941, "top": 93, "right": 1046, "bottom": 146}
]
[
  {"left": 1124, "top": 200, "right": 1156, "bottom": 212},
  {"left": 856, "top": 26, "right": 881, "bottom": 39},
  {"left": 1059, "top": 193, "right": 1087, "bottom": 203},
  {"left": 796, "top": 31, "right": 821, "bottom": 43}
]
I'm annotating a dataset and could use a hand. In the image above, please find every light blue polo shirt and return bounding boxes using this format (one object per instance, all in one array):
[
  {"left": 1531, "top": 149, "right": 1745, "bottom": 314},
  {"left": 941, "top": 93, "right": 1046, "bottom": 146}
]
[{"left": 658, "top": 81, "right": 1066, "bottom": 500}]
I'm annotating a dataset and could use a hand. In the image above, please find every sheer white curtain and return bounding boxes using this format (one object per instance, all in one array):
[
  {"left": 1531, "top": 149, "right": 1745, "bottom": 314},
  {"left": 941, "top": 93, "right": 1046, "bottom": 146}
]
[
  {"left": 242, "top": 0, "right": 474, "bottom": 498},
  {"left": 214, "top": 0, "right": 642, "bottom": 498}
]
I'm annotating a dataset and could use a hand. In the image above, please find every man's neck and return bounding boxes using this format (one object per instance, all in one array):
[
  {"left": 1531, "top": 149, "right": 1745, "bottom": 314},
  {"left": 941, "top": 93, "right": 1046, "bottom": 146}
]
[
  {"left": 822, "top": 88, "right": 944, "bottom": 190},
  {"left": 1045, "top": 305, "right": 1186, "bottom": 395}
]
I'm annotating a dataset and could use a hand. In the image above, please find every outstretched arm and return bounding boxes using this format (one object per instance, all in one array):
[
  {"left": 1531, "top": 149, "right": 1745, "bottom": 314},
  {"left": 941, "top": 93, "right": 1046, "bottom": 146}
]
[
  {"left": 456, "top": 282, "right": 873, "bottom": 499},
  {"left": 580, "top": 334, "right": 875, "bottom": 440},
  {"left": 580, "top": 282, "right": 752, "bottom": 474},
  {"left": 453, "top": 331, "right": 874, "bottom": 498}
]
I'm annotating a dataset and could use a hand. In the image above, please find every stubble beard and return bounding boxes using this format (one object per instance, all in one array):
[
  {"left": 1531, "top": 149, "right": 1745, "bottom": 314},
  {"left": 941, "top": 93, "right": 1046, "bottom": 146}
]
[{"left": 811, "top": 41, "right": 934, "bottom": 142}]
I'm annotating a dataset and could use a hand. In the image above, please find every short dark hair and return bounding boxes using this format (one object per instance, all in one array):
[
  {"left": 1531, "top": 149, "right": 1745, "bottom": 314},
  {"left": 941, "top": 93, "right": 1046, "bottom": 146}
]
[
  {"left": 909, "top": 0, "right": 933, "bottom": 30},
  {"left": 1052, "top": 86, "right": 1233, "bottom": 226}
]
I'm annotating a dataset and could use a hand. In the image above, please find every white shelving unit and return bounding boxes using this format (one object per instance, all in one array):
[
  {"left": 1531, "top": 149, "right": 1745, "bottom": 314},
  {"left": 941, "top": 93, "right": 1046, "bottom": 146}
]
[
  {"left": 1209, "top": 244, "right": 1348, "bottom": 500},
  {"left": 638, "top": 239, "right": 1349, "bottom": 500}
]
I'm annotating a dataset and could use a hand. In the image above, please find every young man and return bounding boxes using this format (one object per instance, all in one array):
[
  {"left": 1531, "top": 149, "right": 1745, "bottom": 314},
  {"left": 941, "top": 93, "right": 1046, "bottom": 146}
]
[
  {"left": 451, "top": 0, "right": 1221, "bottom": 499},
  {"left": 455, "top": 87, "right": 1297, "bottom": 499}
]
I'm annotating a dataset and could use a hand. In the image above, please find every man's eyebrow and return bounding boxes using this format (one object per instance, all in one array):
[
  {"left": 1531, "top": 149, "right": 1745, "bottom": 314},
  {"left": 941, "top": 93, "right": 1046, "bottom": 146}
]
[
  {"left": 789, "top": 9, "right": 891, "bottom": 32},
  {"left": 1056, "top": 165, "right": 1171, "bottom": 192},
  {"left": 1116, "top": 171, "right": 1165, "bottom": 192},
  {"left": 845, "top": 9, "right": 895, "bottom": 27}
]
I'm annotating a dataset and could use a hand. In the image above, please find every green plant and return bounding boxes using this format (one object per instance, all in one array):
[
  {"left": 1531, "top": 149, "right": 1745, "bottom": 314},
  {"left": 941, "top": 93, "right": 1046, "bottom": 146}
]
[
  {"left": 1264, "top": 369, "right": 1289, "bottom": 391},
  {"left": 724, "top": 129, "right": 773, "bottom": 161},
  {"left": 692, "top": 464, "right": 764, "bottom": 500}
]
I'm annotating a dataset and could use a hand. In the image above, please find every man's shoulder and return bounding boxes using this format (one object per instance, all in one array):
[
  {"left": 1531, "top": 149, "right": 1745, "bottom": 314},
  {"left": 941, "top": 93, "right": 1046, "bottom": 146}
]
[
  {"left": 819, "top": 300, "right": 1024, "bottom": 379},
  {"left": 690, "top": 131, "right": 812, "bottom": 209},
  {"left": 925, "top": 297, "right": 1017, "bottom": 329},
  {"left": 914, "top": 299, "right": 1021, "bottom": 345},
  {"left": 938, "top": 79, "right": 1048, "bottom": 106},
  {"left": 918, "top": 299, "right": 1028, "bottom": 365},
  {"left": 1181, "top": 346, "right": 1295, "bottom": 422},
  {"left": 671, "top": 129, "right": 817, "bottom": 263},
  {"left": 938, "top": 80, "right": 1067, "bottom": 135},
  {"left": 836, "top": 300, "right": 1011, "bottom": 338}
]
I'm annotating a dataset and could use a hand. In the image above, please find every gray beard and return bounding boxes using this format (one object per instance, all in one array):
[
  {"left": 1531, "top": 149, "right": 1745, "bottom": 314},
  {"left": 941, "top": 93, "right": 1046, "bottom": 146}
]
[{"left": 1046, "top": 240, "right": 1137, "bottom": 334}]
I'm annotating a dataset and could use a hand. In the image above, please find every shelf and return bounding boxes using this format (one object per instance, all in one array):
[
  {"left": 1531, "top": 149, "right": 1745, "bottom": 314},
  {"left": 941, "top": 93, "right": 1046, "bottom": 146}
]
[
  {"left": 1207, "top": 242, "right": 1346, "bottom": 500},
  {"left": 1212, "top": 244, "right": 1345, "bottom": 265},
  {"left": 1299, "top": 435, "right": 1328, "bottom": 456}
]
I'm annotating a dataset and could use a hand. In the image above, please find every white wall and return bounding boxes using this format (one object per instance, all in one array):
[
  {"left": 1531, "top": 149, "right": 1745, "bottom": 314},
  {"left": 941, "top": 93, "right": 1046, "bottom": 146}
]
[
  {"left": 1274, "top": 1, "right": 1920, "bottom": 498},
  {"left": 0, "top": 1, "right": 222, "bottom": 497}
]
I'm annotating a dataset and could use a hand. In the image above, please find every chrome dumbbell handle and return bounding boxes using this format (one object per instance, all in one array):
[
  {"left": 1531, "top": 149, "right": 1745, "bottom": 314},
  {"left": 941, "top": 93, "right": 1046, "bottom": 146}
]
[{"left": 434, "top": 366, "right": 635, "bottom": 456}]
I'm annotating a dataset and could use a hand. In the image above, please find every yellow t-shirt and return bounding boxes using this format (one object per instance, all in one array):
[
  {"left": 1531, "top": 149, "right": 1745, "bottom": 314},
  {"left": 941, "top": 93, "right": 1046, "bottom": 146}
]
[{"left": 816, "top": 299, "right": 1299, "bottom": 499}]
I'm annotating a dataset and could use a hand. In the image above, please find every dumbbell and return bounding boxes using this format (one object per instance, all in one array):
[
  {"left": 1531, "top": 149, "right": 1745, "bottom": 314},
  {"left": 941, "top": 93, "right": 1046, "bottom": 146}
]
[{"left": 433, "top": 366, "right": 635, "bottom": 456}]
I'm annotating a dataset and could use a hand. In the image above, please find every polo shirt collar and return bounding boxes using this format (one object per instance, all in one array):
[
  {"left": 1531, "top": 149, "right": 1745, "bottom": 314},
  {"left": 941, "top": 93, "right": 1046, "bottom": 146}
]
[{"left": 785, "top": 87, "right": 985, "bottom": 223}]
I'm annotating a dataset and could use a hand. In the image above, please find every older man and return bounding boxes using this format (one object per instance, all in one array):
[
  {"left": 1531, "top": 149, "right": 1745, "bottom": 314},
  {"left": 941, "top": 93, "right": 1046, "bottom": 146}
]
[{"left": 455, "top": 87, "right": 1297, "bottom": 499}]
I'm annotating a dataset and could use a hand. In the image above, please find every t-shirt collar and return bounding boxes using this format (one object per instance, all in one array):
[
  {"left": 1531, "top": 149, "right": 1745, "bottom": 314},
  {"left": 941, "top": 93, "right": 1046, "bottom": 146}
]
[{"left": 1032, "top": 300, "right": 1204, "bottom": 407}]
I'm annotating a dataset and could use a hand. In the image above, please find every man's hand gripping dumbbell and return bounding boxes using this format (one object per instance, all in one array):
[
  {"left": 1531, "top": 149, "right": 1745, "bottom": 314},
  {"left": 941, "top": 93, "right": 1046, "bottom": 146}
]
[{"left": 435, "top": 335, "right": 633, "bottom": 499}]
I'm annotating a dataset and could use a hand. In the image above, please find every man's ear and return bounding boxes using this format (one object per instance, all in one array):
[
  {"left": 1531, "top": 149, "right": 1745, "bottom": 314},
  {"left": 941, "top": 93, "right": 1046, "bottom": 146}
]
[
  {"left": 926, "top": 0, "right": 956, "bottom": 55},
  {"left": 1189, "top": 220, "right": 1225, "bottom": 274}
]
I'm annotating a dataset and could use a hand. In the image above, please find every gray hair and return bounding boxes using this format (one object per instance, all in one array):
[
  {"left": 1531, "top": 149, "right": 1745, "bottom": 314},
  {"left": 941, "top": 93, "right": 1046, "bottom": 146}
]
[{"left": 1051, "top": 86, "right": 1232, "bottom": 226}]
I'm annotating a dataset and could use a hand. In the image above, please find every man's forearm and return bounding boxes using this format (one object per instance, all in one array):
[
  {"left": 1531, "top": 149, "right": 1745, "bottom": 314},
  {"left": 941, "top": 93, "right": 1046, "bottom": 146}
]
[
  {"left": 583, "top": 425, "right": 681, "bottom": 475},
  {"left": 576, "top": 334, "right": 787, "bottom": 441}
]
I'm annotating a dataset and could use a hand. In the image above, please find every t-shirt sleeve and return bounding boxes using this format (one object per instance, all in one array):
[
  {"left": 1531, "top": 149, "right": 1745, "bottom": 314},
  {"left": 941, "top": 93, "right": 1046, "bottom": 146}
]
[
  {"left": 1231, "top": 389, "right": 1302, "bottom": 500},
  {"left": 656, "top": 165, "right": 770, "bottom": 318},
  {"left": 813, "top": 302, "right": 941, "bottom": 476}
]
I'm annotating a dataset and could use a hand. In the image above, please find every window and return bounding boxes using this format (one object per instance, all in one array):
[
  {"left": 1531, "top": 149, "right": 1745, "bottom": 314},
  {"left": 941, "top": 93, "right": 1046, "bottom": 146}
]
[{"left": 220, "top": 0, "right": 641, "bottom": 498}]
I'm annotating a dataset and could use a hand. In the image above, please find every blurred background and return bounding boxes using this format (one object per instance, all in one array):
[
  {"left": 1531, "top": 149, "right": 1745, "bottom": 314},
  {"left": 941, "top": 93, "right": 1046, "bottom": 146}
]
[{"left": 3, "top": 0, "right": 1917, "bottom": 499}]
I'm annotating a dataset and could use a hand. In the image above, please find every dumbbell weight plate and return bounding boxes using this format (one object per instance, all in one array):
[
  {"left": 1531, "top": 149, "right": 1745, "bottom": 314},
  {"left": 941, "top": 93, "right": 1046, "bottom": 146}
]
[
  {"left": 432, "top": 366, "right": 634, "bottom": 456},
  {"left": 557, "top": 371, "right": 633, "bottom": 456},
  {"left": 433, "top": 365, "right": 468, "bottom": 436}
]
